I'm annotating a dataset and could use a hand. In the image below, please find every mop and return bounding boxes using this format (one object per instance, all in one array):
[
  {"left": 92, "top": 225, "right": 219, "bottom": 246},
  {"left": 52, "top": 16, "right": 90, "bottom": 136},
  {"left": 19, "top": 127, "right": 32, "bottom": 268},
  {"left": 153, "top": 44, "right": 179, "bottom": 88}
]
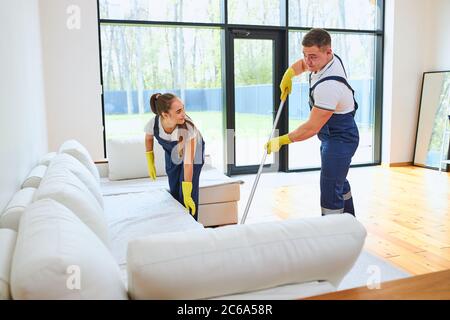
[{"left": 240, "top": 98, "right": 286, "bottom": 224}]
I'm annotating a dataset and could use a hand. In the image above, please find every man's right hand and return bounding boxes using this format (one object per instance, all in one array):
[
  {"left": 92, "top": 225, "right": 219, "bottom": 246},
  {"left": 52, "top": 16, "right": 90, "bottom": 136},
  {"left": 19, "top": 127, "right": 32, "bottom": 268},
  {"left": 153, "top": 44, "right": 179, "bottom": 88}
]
[
  {"left": 265, "top": 134, "right": 292, "bottom": 154},
  {"left": 145, "top": 151, "right": 157, "bottom": 181},
  {"left": 280, "top": 67, "right": 295, "bottom": 101}
]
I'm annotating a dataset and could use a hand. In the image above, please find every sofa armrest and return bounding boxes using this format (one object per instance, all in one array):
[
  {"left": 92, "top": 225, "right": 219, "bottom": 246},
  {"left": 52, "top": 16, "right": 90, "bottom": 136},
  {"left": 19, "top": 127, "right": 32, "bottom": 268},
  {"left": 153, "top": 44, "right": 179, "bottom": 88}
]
[{"left": 127, "top": 214, "right": 366, "bottom": 300}]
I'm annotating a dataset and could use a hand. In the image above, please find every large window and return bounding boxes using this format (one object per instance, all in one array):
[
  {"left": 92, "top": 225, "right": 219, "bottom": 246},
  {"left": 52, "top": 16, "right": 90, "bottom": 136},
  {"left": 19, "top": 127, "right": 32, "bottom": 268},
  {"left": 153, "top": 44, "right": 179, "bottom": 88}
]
[
  {"left": 289, "top": 0, "right": 380, "bottom": 30},
  {"left": 228, "top": 0, "right": 284, "bottom": 26},
  {"left": 100, "top": 0, "right": 223, "bottom": 23},
  {"left": 234, "top": 38, "right": 275, "bottom": 167},
  {"left": 98, "top": 0, "right": 384, "bottom": 174},
  {"left": 100, "top": 2, "right": 224, "bottom": 169},
  {"left": 288, "top": 32, "right": 377, "bottom": 168}
]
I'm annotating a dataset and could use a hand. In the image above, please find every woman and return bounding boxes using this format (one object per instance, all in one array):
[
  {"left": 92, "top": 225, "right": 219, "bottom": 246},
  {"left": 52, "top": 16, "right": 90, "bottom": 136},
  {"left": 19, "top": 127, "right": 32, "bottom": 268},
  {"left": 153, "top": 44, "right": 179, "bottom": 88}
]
[{"left": 144, "top": 93, "right": 205, "bottom": 221}]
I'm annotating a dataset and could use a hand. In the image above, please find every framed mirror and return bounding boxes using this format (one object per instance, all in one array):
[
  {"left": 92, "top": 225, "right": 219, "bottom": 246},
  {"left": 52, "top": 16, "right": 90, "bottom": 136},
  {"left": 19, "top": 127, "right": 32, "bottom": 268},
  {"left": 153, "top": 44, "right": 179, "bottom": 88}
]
[{"left": 414, "top": 71, "right": 450, "bottom": 171}]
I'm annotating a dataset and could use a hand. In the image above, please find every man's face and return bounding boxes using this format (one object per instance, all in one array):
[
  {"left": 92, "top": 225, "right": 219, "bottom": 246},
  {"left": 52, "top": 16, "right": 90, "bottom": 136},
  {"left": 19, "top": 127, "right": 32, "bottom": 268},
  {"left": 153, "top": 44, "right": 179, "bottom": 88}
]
[{"left": 303, "top": 45, "right": 333, "bottom": 72}]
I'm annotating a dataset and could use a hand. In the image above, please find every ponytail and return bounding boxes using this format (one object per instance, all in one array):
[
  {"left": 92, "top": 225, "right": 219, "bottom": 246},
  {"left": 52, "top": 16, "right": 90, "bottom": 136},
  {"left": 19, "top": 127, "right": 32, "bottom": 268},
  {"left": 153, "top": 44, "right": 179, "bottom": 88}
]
[
  {"left": 149, "top": 93, "right": 175, "bottom": 115},
  {"left": 149, "top": 93, "right": 160, "bottom": 115}
]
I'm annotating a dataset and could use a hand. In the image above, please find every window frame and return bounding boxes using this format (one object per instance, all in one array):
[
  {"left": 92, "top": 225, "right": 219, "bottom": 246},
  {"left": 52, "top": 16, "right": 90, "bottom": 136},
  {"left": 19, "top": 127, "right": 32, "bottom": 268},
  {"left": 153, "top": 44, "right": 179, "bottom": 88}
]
[{"left": 97, "top": 0, "right": 385, "bottom": 173}]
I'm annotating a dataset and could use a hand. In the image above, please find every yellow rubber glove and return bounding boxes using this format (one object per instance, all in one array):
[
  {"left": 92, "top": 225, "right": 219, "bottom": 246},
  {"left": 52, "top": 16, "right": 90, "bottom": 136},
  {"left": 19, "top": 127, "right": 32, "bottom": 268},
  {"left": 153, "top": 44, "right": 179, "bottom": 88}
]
[
  {"left": 145, "top": 151, "right": 157, "bottom": 181},
  {"left": 265, "top": 134, "right": 292, "bottom": 154},
  {"left": 181, "top": 181, "right": 196, "bottom": 217},
  {"left": 280, "top": 67, "right": 295, "bottom": 101}
]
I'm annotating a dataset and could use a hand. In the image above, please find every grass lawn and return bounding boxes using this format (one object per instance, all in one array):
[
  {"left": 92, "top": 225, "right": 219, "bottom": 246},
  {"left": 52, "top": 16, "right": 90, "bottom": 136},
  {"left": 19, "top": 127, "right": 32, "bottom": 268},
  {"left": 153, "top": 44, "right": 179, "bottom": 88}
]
[
  {"left": 105, "top": 112, "right": 375, "bottom": 168},
  {"left": 106, "top": 111, "right": 373, "bottom": 140},
  {"left": 106, "top": 111, "right": 285, "bottom": 139}
]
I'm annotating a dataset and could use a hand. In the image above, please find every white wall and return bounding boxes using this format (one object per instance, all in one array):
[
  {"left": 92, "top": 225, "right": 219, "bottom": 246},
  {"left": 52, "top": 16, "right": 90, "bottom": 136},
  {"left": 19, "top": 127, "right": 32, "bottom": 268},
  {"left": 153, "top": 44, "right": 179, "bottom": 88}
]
[
  {"left": 383, "top": 0, "right": 450, "bottom": 165},
  {"left": 429, "top": 0, "right": 450, "bottom": 71},
  {"left": 40, "top": 0, "right": 104, "bottom": 160},
  {"left": 381, "top": 0, "right": 395, "bottom": 165},
  {"left": 383, "top": 0, "right": 430, "bottom": 164},
  {"left": 0, "top": 0, "right": 48, "bottom": 211}
]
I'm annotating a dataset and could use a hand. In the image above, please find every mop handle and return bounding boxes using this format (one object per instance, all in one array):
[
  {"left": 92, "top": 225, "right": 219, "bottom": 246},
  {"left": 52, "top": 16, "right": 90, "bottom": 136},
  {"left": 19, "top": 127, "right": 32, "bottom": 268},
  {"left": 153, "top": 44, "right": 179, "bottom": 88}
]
[{"left": 240, "top": 99, "right": 286, "bottom": 224}]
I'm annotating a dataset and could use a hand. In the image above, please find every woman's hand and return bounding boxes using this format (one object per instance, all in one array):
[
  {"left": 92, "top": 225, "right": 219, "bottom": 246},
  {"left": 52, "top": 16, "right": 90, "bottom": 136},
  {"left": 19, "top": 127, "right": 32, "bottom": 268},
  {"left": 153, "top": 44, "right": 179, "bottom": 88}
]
[
  {"left": 182, "top": 181, "right": 196, "bottom": 216},
  {"left": 145, "top": 151, "right": 157, "bottom": 180}
]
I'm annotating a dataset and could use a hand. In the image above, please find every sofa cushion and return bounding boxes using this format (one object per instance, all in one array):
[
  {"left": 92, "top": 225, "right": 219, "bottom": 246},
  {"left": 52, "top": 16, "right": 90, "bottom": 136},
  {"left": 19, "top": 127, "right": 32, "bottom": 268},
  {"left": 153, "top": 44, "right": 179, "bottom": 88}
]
[
  {"left": 10, "top": 199, "right": 127, "bottom": 300},
  {"left": 0, "top": 229, "right": 17, "bottom": 300},
  {"left": 59, "top": 139, "right": 100, "bottom": 182},
  {"left": 34, "top": 167, "right": 109, "bottom": 246},
  {"left": 38, "top": 152, "right": 57, "bottom": 166},
  {"left": 103, "top": 189, "right": 203, "bottom": 266},
  {"left": 106, "top": 137, "right": 166, "bottom": 181},
  {"left": 21, "top": 165, "right": 47, "bottom": 189},
  {"left": 127, "top": 214, "right": 366, "bottom": 300},
  {"left": 0, "top": 188, "right": 36, "bottom": 231},
  {"left": 49, "top": 153, "right": 103, "bottom": 208},
  {"left": 212, "top": 281, "right": 337, "bottom": 300}
]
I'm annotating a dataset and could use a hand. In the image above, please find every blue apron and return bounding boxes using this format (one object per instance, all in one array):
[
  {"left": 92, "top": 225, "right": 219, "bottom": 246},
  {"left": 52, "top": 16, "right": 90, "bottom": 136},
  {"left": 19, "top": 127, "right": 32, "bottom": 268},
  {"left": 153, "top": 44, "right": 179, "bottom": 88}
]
[
  {"left": 153, "top": 116, "right": 205, "bottom": 221},
  {"left": 309, "top": 54, "right": 360, "bottom": 216}
]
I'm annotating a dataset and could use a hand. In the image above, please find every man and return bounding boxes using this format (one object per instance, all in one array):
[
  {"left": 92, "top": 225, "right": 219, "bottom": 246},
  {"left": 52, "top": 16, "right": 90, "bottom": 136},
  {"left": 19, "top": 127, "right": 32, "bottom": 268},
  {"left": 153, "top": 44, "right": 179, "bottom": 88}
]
[{"left": 265, "top": 28, "right": 359, "bottom": 217}]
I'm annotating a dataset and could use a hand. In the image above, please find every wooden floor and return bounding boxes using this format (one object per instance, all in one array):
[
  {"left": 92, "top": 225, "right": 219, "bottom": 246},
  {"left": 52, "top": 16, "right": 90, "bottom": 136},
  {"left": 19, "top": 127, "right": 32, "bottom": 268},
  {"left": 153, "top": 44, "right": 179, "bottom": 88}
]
[
  {"left": 237, "top": 166, "right": 450, "bottom": 276},
  {"left": 306, "top": 269, "right": 450, "bottom": 300}
]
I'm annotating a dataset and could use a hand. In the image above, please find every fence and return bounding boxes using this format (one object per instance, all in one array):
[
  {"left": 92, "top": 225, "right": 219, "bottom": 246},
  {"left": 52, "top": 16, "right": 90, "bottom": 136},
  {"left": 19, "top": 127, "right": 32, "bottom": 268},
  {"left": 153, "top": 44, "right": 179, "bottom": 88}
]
[{"left": 104, "top": 79, "right": 374, "bottom": 126}]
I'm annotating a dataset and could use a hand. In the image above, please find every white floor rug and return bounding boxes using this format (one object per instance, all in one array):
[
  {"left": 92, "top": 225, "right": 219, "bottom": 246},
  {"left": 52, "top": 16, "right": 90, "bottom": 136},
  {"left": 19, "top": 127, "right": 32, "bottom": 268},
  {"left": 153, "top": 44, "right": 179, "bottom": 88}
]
[{"left": 338, "top": 250, "right": 411, "bottom": 291}]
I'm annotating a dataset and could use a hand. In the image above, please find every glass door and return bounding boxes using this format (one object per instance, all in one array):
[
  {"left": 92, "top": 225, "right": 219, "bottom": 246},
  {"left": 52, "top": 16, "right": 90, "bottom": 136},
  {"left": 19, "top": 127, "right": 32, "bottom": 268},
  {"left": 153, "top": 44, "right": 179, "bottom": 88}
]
[{"left": 226, "top": 29, "right": 286, "bottom": 175}]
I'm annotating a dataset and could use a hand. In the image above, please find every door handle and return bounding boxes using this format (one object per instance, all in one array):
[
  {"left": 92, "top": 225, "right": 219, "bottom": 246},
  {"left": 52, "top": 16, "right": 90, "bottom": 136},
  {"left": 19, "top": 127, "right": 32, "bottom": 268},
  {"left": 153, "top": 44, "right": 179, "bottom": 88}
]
[{"left": 232, "top": 29, "right": 251, "bottom": 37}]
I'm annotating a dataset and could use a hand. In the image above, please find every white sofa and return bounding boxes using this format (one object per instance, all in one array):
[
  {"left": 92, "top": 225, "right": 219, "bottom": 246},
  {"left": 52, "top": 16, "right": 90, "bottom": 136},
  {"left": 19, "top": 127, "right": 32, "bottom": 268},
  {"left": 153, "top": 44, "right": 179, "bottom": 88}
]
[
  {"left": 0, "top": 139, "right": 367, "bottom": 300},
  {"left": 102, "top": 137, "right": 243, "bottom": 227}
]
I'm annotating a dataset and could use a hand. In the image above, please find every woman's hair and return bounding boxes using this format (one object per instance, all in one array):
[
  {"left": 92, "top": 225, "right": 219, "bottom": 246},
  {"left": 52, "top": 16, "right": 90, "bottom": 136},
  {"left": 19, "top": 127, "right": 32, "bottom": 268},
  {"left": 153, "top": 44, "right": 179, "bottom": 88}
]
[
  {"left": 149, "top": 93, "right": 200, "bottom": 158},
  {"left": 150, "top": 93, "right": 176, "bottom": 116}
]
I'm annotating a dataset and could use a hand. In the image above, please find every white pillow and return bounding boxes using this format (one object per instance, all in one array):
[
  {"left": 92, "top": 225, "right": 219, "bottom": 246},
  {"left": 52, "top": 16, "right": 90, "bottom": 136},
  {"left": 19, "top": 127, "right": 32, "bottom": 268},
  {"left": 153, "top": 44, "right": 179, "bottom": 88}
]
[
  {"left": 33, "top": 167, "right": 109, "bottom": 246},
  {"left": 38, "top": 152, "right": 57, "bottom": 166},
  {"left": 10, "top": 199, "right": 127, "bottom": 300},
  {"left": 106, "top": 137, "right": 166, "bottom": 181},
  {"left": 0, "top": 229, "right": 17, "bottom": 300},
  {"left": 21, "top": 165, "right": 47, "bottom": 189},
  {"left": 127, "top": 214, "right": 366, "bottom": 300},
  {"left": 59, "top": 139, "right": 100, "bottom": 182},
  {"left": 0, "top": 188, "right": 36, "bottom": 231},
  {"left": 48, "top": 154, "right": 103, "bottom": 208}
]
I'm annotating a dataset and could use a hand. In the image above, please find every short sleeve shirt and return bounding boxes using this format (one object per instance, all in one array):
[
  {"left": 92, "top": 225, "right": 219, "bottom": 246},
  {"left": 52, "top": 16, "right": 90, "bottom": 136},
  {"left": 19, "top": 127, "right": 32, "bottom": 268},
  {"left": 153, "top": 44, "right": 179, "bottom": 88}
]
[
  {"left": 310, "top": 54, "right": 355, "bottom": 114},
  {"left": 144, "top": 116, "right": 199, "bottom": 142}
]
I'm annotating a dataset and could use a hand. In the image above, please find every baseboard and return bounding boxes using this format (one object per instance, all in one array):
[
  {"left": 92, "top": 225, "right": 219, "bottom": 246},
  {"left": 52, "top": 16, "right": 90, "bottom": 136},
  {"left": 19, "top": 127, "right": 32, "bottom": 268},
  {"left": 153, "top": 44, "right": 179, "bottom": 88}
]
[{"left": 381, "top": 162, "right": 413, "bottom": 168}]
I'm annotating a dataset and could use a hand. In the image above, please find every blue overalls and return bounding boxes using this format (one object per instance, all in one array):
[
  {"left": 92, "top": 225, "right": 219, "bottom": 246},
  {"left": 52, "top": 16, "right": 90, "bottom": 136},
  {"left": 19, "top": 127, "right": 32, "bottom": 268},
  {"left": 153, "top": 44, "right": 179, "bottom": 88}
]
[
  {"left": 153, "top": 116, "right": 205, "bottom": 221},
  {"left": 309, "top": 55, "right": 360, "bottom": 217}
]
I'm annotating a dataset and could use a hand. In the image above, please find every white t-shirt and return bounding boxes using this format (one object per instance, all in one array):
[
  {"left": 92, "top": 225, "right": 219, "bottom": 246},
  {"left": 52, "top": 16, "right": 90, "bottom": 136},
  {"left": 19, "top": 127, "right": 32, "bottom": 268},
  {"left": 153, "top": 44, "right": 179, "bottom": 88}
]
[
  {"left": 144, "top": 116, "right": 199, "bottom": 142},
  {"left": 310, "top": 54, "right": 355, "bottom": 114}
]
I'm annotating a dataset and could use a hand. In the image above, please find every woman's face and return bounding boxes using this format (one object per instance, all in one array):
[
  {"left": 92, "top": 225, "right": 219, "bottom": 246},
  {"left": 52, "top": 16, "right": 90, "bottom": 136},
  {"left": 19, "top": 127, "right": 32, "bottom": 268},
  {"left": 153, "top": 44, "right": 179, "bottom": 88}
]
[{"left": 162, "top": 98, "right": 186, "bottom": 125}]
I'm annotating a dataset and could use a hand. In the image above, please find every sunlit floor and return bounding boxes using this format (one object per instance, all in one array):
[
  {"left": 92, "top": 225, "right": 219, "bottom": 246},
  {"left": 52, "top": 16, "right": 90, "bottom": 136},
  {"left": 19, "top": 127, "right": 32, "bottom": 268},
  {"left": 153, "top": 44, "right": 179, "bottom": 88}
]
[{"left": 235, "top": 165, "right": 450, "bottom": 275}]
